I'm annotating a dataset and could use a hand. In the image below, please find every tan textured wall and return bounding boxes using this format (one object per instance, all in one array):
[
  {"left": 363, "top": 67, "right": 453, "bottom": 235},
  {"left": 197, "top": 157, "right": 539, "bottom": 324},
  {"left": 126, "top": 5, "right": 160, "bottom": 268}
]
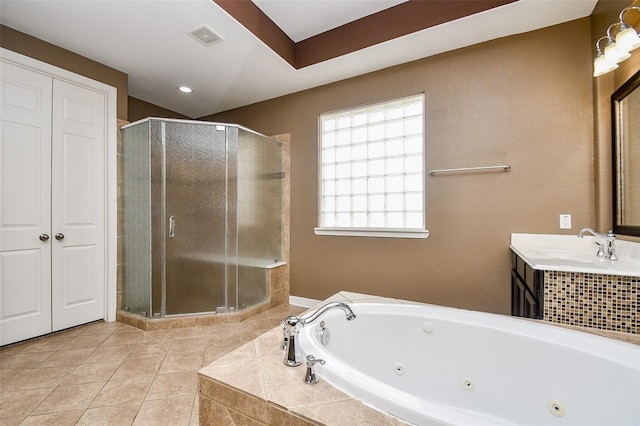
[
  {"left": 128, "top": 97, "right": 189, "bottom": 122},
  {"left": 201, "top": 19, "right": 596, "bottom": 314},
  {"left": 0, "top": 25, "right": 129, "bottom": 120}
]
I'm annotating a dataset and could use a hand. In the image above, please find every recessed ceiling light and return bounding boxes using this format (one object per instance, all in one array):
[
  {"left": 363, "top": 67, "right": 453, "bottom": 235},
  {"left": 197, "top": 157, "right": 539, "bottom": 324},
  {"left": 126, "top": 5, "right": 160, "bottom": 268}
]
[{"left": 178, "top": 86, "right": 193, "bottom": 93}]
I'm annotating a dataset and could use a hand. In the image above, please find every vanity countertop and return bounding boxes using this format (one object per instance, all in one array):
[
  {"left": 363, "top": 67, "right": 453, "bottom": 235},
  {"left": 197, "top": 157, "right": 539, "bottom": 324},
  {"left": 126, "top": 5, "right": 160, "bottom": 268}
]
[{"left": 510, "top": 233, "right": 640, "bottom": 277}]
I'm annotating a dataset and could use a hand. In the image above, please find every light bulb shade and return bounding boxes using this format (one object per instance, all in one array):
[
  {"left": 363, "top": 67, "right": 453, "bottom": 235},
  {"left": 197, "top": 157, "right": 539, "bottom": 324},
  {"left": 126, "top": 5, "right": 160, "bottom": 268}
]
[
  {"left": 616, "top": 26, "right": 640, "bottom": 52},
  {"left": 593, "top": 54, "right": 618, "bottom": 77},
  {"left": 604, "top": 41, "right": 631, "bottom": 64}
]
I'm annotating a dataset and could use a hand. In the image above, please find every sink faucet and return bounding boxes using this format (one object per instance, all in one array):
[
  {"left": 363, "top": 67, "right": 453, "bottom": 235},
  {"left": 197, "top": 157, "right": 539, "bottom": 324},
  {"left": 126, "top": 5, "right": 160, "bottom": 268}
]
[
  {"left": 281, "top": 302, "right": 356, "bottom": 367},
  {"left": 577, "top": 228, "right": 618, "bottom": 261}
]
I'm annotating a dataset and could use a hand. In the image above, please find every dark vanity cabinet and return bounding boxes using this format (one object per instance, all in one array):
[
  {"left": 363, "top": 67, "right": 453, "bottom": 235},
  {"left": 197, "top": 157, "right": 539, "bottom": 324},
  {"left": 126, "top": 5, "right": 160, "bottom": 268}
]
[{"left": 511, "top": 251, "right": 544, "bottom": 319}]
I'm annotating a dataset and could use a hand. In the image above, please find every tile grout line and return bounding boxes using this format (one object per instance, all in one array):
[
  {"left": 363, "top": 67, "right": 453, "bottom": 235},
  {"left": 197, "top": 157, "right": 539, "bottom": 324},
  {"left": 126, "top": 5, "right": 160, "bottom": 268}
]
[
  {"left": 79, "top": 327, "right": 137, "bottom": 425},
  {"left": 15, "top": 324, "right": 110, "bottom": 422},
  {"left": 130, "top": 331, "right": 174, "bottom": 425}
]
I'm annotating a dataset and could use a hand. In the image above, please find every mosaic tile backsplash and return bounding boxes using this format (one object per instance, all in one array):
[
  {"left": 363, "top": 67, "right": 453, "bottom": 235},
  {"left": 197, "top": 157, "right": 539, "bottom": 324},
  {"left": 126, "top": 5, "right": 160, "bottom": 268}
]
[{"left": 544, "top": 271, "right": 638, "bottom": 334}]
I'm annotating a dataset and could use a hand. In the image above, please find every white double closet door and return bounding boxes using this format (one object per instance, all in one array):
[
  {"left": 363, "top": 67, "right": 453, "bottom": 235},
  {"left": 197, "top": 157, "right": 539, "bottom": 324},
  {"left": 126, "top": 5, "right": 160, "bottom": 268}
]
[{"left": 0, "top": 60, "right": 106, "bottom": 346}]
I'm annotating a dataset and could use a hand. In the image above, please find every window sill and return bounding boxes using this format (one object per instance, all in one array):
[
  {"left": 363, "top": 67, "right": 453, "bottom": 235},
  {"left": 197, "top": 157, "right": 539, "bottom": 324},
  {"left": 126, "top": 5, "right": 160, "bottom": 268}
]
[{"left": 313, "top": 227, "right": 429, "bottom": 239}]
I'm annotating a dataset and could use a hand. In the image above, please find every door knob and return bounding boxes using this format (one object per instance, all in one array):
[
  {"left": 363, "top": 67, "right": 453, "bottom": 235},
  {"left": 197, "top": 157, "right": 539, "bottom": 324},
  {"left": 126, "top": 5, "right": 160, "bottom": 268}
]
[
  {"left": 55, "top": 233, "right": 65, "bottom": 241},
  {"left": 39, "top": 234, "right": 50, "bottom": 241}
]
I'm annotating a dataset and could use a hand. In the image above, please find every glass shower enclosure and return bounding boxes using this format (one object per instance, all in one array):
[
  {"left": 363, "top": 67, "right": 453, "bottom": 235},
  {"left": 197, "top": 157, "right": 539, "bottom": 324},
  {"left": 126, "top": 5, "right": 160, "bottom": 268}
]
[{"left": 120, "top": 118, "right": 283, "bottom": 317}]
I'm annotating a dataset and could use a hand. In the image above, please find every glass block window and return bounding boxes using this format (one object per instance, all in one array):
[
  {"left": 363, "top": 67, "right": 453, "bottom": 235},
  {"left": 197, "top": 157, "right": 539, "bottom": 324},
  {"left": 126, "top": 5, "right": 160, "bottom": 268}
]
[{"left": 316, "top": 94, "right": 427, "bottom": 238}]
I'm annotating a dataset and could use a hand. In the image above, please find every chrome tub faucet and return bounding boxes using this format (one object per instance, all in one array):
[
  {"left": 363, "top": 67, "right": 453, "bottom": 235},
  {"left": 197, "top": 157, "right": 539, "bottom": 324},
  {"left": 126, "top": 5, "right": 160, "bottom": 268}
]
[
  {"left": 281, "top": 301, "right": 356, "bottom": 367},
  {"left": 578, "top": 228, "right": 618, "bottom": 261}
]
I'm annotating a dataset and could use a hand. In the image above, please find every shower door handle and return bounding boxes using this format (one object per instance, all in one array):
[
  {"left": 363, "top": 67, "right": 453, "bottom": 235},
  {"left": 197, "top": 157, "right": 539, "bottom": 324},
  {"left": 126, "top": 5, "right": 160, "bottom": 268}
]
[{"left": 169, "top": 216, "right": 175, "bottom": 239}]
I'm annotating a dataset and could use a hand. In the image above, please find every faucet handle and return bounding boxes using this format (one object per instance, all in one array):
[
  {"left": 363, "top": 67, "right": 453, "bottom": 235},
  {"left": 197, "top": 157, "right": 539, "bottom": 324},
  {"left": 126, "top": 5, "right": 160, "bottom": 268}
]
[
  {"left": 306, "top": 354, "right": 325, "bottom": 366},
  {"left": 303, "top": 355, "right": 326, "bottom": 384},
  {"left": 280, "top": 320, "right": 289, "bottom": 350},
  {"left": 594, "top": 242, "right": 606, "bottom": 257},
  {"left": 605, "top": 231, "right": 618, "bottom": 261}
]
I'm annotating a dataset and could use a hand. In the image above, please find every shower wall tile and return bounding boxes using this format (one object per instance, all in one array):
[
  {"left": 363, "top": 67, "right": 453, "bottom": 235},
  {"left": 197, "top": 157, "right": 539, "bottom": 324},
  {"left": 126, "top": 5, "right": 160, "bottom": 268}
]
[
  {"left": 194, "top": 315, "right": 227, "bottom": 327},
  {"left": 272, "top": 133, "right": 291, "bottom": 265},
  {"left": 269, "top": 265, "right": 289, "bottom": 306}
]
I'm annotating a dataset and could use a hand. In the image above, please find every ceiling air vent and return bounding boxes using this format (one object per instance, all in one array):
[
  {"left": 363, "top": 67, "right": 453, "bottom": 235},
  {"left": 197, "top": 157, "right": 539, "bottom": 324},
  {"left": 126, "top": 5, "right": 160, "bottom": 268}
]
[{"left": 188, "top": 25, "right": 223, "bottom": 46}]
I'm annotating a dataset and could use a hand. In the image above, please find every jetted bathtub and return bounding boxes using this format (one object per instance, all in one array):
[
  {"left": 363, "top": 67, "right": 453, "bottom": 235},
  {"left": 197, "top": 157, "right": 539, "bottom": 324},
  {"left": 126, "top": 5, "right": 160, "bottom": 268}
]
[{"left": 298, "top": 302, "right": 640, "bottom": 425}]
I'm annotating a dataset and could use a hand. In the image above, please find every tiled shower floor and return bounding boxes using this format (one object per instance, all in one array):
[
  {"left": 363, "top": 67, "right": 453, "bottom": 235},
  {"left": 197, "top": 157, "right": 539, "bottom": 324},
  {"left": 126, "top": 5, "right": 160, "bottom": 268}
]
[{"left": 0, "top": 304, "right": 305, "bottom": 425}]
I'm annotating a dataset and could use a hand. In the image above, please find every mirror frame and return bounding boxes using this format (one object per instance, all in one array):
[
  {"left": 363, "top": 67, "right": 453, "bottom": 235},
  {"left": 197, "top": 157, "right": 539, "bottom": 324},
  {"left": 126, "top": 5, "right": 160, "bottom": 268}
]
[{"left": 612, "top": 68, "right": 640, "bottom": 237}]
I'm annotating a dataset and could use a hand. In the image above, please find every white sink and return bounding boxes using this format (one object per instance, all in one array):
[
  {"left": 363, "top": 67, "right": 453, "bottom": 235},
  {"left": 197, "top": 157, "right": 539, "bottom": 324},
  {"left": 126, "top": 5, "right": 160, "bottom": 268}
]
[
  {"left": 511, "top": 233, "right": 640, "bottom": 277},
  {"left": 528, "top": 250, "right": 597, "bottom": 264}
]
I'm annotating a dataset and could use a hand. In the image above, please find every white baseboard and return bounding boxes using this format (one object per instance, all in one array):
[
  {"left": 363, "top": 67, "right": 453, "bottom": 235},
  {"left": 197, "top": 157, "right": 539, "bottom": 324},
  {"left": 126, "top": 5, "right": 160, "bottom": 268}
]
[{"left": 289, "top": 295, "right": 320, "bottom": 308}]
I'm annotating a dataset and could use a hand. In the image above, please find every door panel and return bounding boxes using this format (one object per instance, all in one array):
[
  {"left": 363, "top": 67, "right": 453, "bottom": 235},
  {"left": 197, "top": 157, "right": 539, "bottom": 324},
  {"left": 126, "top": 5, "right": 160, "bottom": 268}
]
[
  {"left": 51, "top": 79, "right": 105, "bottom": 331},
  {"left": 60, "top": 245, "right": 97, "bottom": 307},
  {"left": 164, "top": 122, "right": 227, "bottom": 315},
  {"left": 0, "top": 61, "right": 53, "bottom": 345},
  {"left": 0, "top": 249, "right": 46, "bottom": 326}
]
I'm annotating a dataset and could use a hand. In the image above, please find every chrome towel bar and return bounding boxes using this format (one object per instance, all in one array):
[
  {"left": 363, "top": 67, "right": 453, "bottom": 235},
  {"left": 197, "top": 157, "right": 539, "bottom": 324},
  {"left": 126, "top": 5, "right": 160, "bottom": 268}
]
[{"left": 429, "top": 164, "right": 511, "bottom": 176}]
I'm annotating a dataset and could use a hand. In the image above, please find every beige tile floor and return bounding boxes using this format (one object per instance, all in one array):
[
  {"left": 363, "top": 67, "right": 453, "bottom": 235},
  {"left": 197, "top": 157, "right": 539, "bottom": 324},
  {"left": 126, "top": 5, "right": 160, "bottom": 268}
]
[{"left": 0, "top": 304, "right": 305, "bottom": 425}]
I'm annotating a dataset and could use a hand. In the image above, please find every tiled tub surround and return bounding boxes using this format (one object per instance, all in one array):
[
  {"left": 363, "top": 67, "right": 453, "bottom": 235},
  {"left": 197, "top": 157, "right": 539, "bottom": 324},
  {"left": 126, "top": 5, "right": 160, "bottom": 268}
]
[
  {"left": 0, "top": 303, "right": 304, "bottom": 425},
  {"left": 511, "top": 233, "right": 640, "bottom": 334},
  {"left": 117, "top": 264, "right": 290, "bottom": 331},
  {"left": 544, "top": 271, "right": 638, "bottom": 334},
  {"left": 199, "top": 292, "right": 411, "bottom": 426},
  {"left": 198, "top": 292, "right": 640, "bottom": 426}
]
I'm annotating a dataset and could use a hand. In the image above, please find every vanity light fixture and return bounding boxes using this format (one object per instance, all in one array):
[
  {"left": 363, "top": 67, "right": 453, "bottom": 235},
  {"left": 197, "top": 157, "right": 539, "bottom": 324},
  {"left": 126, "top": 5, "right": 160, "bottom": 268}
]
[
  {"left": 605, "top": 24, "right": 631, "bottom": 64},
  {"left": 616, "top": 6, "right": 640, "bottom": 52},
  {"left": 593, "top": 37, "right": 618, "bottom": 77},
  {"left": 178, "top": 86, "right": 193, "bottom": 93},
  {"left": 593, "top": 5, "right": 640, "bottom": 77}
]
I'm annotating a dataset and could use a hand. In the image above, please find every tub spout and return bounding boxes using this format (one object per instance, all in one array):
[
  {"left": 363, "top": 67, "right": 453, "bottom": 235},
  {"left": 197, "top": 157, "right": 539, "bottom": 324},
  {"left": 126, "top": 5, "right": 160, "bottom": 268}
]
[
  {"left": 281, "top": 302, "right": 356, "bottom": 367},
  {"left": 300, "top": 302, "right": 356, "bottom": 325}
]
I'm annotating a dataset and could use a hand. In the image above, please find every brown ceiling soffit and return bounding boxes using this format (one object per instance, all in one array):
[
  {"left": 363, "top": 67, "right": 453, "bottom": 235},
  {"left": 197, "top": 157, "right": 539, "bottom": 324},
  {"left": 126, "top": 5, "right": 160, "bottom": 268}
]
[{"left": 213, "top": 0, "right": 517, "bottom": 69}]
